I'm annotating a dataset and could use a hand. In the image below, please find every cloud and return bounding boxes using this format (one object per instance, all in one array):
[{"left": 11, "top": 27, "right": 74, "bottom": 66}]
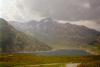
[
  {"left": 16, "top": 0, "right": 100, "bottom": 21},
  {"left": 0, "top": 0, "right": 100, "bottom": 31},
  {"left": 0, "top": 0, "right": 44, "bottom": 21},
  {"left": 0, "top": 0, "right": 23, "bottom": 21},
  {"left": 70, "top": 20, "right": 100, "bottom": 31},
  {"left": 0, "top": 0, "right": 100, "bottom": 21}
]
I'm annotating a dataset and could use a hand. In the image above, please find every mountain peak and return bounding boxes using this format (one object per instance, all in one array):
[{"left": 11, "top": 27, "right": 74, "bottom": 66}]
[
  {"left": 40, "top": 17, "right": 56, "bottom": 23},
  {"left": 10, "top": 19, "right": 100, "bottom": 52}
]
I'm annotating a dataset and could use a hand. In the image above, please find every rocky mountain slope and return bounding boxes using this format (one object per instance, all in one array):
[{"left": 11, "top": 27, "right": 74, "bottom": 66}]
[
  {"left": 0, "top": 18, "right": 51, "bottom": 53},
  {"left": 10, "top": 18, "right": 100, "bottom": 49}
]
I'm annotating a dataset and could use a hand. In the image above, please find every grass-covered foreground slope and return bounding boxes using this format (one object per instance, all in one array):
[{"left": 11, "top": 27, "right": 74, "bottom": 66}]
[
  {"left": 0, "top": 18, "right": 51, "bottom": 53},
  {"left": 0, "top": 54, "right": 100, "bottom": 67}
]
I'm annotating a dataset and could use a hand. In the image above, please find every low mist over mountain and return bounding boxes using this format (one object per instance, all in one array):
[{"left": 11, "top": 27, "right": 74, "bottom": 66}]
[
  {"left": 0, "top": 18, "right": 51, "bottom": 53},
  {"left": 70, "top": 20, "right": 100, "bottom": 32},
  {"left": 10, "top": 18, "right": 100, "bottom": 49}
]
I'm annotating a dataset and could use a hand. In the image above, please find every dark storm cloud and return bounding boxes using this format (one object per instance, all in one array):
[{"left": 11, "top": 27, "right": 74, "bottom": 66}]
[{"left": 17, "top": 0, "right": 100, "bottom": 21}]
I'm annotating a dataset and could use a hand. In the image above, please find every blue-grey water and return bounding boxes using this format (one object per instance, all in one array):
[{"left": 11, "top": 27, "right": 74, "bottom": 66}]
[{"left": 35, "top": 49, "right": 91, "bottom": 56}]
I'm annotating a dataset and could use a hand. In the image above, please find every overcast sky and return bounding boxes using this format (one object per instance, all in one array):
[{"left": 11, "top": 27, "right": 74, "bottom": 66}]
[{"left": 0, "top": 0, "right": 100, "bottom": 21}]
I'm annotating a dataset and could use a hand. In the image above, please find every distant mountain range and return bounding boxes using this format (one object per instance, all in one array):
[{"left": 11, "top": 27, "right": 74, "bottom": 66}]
[
  {"left": 0, "top": 18, "right": 51, "bottom": 53},
  {"left": 10, "top": 18, "right": 100, "bottom": 50}
]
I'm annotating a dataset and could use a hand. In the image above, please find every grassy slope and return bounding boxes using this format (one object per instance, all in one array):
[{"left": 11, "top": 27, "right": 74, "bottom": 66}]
[{"left": 0, "top": 54, "right": 100, "bottom": 66}]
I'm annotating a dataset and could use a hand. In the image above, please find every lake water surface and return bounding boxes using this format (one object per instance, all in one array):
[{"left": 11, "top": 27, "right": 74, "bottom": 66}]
[{"left": 36, "top": 49, "right": 91, "bottom": 56}]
